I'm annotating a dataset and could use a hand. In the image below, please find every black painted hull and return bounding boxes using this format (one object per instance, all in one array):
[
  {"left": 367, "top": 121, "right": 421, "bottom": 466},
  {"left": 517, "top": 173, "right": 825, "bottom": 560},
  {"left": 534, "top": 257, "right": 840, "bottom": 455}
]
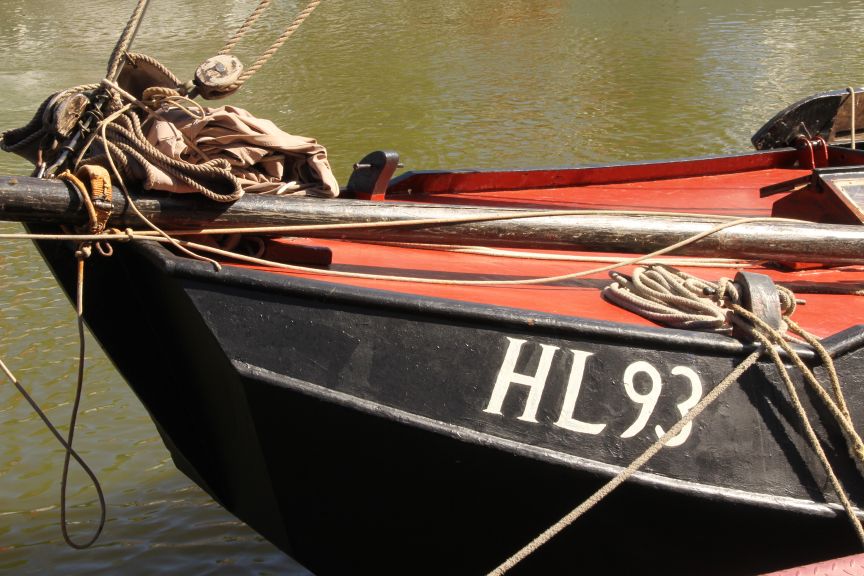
[{"left": 33, "top": 233, "right": 864, "bottom": 575}]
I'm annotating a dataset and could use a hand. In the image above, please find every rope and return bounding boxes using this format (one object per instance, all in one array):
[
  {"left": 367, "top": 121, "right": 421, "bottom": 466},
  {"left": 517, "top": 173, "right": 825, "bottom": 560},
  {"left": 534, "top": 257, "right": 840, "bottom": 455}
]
[
  {"left": 94, "top": 106, "right": 222, "bottom": 269},
  {"left": 359, "top": 242, "right": 756, "bottom": 268},
  {"left": 0, "top": 255, "right": 107, "bottom": 550},
  {"left": 105, "top": 0, "right": 151, "bottom": 82},
  {"left": 41, "top": 78, "right": 244, "bottom": 204},
  {"left": 739, "top": 308, "right": 864, "bottom": 544},
  {"left": 221, "top": 0, "right": 323, "bottom": 92},
  {"left": 488, "top": 348, "right": 763, "bottom": 575},
  {"left": 603, "top": 265, "right": 795, "bottom": 332},
  {"left": 491, "top": 267, "right": 864, "bottom": 574},
  {"left": 218, "top": 0, "right": 273, "bottom": 55}
]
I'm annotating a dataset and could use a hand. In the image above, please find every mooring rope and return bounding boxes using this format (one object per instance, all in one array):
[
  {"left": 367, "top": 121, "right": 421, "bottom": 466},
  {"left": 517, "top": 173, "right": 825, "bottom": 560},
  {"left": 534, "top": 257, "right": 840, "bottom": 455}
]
[
  {"left": 488, "top": 347, "right": 763, "bottom": 576},
  {"left": 489, "top": 266, "right": 864, "bottom": 574}
]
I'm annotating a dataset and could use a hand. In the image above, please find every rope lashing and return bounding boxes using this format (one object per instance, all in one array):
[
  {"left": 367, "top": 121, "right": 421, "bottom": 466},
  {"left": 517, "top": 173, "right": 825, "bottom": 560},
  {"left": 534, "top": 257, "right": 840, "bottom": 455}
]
[{"left": 491, "top": 265, "right": 864, "bottom": 574}]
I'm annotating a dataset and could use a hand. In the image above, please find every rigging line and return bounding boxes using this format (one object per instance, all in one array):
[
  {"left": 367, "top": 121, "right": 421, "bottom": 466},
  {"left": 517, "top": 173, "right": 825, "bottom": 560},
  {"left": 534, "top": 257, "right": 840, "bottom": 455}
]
[
  {"left": 229, "top": 0, "right": 324, "bottom": 90},
  {"left": 218, "top": 0, "right": 273, "bottom": 55},
  {"left": 106, "top": 0, "right": 151, "bottom": 82}
]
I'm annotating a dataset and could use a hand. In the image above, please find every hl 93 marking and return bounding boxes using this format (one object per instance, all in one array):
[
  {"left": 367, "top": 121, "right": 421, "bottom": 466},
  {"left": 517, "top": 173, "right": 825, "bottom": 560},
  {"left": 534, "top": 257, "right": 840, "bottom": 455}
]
[{"left": 483, "top": 337, "right": 704, "bottom": 446}]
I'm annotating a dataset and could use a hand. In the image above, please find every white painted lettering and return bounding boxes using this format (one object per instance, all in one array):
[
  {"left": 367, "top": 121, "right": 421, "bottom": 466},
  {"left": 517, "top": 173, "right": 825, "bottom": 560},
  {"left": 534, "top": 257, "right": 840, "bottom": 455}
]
[
  {"left": 554, "top": 350, "right": 606, "bottom": 435},
  {"left": 484, "top": 337, "right": 558, "bottom": 423},
  {"left": 654, "top": 365, "right": 703, "bottom": 447},
  {"left": 620, "top": 361, "right": 662, "bottom": 438}
]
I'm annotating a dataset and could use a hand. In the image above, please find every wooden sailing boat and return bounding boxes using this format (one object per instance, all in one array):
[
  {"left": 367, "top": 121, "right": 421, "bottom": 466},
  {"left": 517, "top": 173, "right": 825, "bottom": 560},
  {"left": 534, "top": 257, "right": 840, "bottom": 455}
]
[{"left": 3, "top": 88, "right": 864, "bottom": 574}]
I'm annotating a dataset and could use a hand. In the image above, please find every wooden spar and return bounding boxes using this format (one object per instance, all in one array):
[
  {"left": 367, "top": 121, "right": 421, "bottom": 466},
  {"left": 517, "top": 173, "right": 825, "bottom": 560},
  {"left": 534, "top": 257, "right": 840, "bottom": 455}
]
[{"left": 1, "top": 175, "right": 863, "bottom": 264}]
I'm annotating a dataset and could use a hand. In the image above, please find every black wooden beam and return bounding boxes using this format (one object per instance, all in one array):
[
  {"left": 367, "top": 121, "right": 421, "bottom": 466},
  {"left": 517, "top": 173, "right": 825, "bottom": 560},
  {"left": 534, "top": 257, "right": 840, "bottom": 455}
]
[{"left": 1, "top": 175, "right": 863, "bottom": 264}]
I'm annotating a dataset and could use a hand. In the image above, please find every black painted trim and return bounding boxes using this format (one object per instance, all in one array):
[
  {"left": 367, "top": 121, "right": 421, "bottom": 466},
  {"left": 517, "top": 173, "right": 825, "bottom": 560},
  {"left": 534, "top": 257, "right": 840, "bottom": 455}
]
[
  {"left": 131, "top": 241, "right": 864, "bottom": 360},
  {"left": 236, "top": 360, "right": 856, "bottom": 519}
]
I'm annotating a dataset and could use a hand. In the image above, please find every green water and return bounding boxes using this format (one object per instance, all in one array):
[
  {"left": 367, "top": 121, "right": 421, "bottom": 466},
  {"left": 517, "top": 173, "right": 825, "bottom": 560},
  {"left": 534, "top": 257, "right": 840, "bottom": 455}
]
[{"left": 2, "top": 1, "right": 864, "bottom": 573}]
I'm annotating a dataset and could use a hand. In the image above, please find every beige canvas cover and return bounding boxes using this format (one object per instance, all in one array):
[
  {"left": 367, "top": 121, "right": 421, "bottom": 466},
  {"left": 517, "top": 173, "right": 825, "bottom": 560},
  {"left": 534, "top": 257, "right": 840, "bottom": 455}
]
[{"left": 145, "top": 104, "right": 340, "bottom": 197}]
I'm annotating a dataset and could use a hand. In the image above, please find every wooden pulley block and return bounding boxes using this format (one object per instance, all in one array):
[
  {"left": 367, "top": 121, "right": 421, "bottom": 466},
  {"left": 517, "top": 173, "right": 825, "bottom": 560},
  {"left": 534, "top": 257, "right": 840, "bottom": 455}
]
[
  {"left": 194, "top": 55, "right": 244, "bottom": 100},
  {"left": 50, "top": 93, "right": 91, "bottom": 138}
]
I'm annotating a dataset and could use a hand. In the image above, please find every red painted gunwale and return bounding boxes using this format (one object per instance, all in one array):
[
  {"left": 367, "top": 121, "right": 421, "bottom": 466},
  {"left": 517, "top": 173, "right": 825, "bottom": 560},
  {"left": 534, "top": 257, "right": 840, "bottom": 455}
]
[{"left": 229, "top": 149, "right": 864, "bottom": 339}]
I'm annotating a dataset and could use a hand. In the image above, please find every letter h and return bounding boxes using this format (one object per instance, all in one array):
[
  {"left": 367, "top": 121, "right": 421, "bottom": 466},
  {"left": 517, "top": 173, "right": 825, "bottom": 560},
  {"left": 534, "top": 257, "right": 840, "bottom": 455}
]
[{"left": 484, "top": 337, "right": 558, "bottom": 423}]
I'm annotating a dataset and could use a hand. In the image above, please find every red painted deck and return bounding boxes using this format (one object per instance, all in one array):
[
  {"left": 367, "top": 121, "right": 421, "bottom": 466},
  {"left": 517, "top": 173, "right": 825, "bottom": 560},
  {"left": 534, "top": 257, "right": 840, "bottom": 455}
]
[
  {"left": 227, "top": 152, "right": 864, "bottom": 339},
  {"left": 404, "top": 167, "right": 800, "bottom": 216}
]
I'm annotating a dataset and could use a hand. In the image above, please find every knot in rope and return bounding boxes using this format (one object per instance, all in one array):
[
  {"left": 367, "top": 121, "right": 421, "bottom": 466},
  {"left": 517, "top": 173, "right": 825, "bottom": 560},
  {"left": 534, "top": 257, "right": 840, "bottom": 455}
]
[{"left": 141, "top": 86, "right": 183, "bottom": 109}]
